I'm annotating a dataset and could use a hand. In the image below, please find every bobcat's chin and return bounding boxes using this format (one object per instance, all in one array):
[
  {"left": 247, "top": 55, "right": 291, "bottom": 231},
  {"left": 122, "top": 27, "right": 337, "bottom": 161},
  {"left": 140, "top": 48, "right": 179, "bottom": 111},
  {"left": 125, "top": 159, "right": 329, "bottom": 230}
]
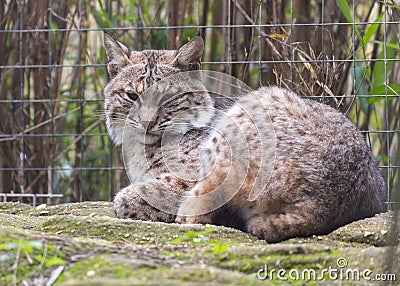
[{"left": 137, "top": 132, "right": 162, "bottom": 145}]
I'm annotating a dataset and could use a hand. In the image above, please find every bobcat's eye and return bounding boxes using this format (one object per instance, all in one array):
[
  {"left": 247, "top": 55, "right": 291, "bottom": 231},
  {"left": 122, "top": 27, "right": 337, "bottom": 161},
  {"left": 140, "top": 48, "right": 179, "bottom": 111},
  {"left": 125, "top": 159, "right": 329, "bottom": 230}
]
[{"left": 126, "top": 91, "right": 139, "bottom": 101}]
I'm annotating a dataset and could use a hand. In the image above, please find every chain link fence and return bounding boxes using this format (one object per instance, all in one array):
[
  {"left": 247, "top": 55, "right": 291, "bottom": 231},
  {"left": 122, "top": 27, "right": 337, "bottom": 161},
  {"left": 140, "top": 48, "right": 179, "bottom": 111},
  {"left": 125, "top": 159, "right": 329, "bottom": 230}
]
[{"left": 0, "top": 0, "right": 399, "bottom": 209}]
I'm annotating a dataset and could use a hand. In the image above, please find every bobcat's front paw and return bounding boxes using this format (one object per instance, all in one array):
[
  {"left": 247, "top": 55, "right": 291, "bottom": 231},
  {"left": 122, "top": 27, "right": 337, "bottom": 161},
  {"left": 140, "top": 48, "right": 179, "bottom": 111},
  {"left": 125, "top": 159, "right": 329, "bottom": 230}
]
[
  {"left": 114, "top": 185, "right": 175, "bottom": 222},
  {"left": 176, "top": 194, "right": 214, "bottom": 224},
  {"left": 175, "top": 214, "right": 213, "bottom": 225},
  {"left": 175, "top": 215, "right": 187, "bottom": 224}
]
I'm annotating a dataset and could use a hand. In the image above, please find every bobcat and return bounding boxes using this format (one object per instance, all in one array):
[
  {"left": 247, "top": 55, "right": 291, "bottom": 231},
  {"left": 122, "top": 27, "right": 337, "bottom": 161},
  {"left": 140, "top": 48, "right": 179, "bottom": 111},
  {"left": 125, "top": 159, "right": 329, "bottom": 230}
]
[{"left": 103, "top": 34, "right": 385, "bottom": 243}]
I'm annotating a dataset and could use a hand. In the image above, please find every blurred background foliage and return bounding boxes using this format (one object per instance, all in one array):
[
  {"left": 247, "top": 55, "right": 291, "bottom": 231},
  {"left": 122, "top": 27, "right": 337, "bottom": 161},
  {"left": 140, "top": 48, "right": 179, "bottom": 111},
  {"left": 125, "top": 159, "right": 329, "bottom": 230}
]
[{"left": 0, "top": 0, "right": 399, "bottom": 208}]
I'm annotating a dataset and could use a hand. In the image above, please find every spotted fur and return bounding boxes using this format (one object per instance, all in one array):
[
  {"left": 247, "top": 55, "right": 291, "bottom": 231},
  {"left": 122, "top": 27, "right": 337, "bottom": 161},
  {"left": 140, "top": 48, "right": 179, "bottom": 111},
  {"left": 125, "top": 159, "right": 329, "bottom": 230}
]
[
  {"left": 103, "top": 34, "right": 385, "bottom": 243},
  {"left": 176, "top": 87, "right": 385, "bottom": 242},
  {"left": 103, "top": 34, "right": 212, "bottom": 222}
]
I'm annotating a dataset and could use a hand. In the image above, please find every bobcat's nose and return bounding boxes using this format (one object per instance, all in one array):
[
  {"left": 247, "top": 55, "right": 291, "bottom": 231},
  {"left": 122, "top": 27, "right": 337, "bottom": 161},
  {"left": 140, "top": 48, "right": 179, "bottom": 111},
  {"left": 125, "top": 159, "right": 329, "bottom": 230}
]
[{"left": 141, "top": 120, "right": 156, "bottom": 130}]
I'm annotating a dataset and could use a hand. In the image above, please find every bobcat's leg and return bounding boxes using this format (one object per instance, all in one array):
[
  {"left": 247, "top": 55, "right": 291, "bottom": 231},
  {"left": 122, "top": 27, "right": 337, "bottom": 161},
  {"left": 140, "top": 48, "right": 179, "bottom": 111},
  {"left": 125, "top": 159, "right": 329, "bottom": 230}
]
[
  {"left": 113, "top": 183, "right": 176, "bottom": 223},
  {"left": 245, "top": 205, "right": 330, "bottom": 243},
  {"left": 175, "top": 163, "right": 238, "bottom": 225},
  {"left": 175, "top": 184, "right": 216, "bottom": 224}
]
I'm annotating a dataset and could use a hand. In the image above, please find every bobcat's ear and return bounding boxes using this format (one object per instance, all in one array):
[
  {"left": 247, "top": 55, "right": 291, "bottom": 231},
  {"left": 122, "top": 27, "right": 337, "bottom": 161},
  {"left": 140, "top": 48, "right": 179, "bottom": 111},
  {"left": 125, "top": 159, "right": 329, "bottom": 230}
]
[
  {"left": 103, "top": 33, "right": 131, "bottom": 78},
  {"left": 172, "top": 36, "right": 204, "bottom": 69}
]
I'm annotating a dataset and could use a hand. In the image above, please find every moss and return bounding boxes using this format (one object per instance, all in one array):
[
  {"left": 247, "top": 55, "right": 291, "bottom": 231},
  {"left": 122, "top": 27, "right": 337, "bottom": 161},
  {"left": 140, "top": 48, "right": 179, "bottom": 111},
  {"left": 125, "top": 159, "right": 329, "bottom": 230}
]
[
  {"left": 37, "top": 215, "right": 257, "bottom": 247},
  {"left": 57, "top": 255, "right": 265, "bottom": 285},
  {"left": 158, "top": 243, "right": 341, "bottom": 276},
  {"left": 57, "top": 255, "right": 138, "bottom": 283},
  {"left": 216, "top": 252, "right": 334, "bottom": 273},
  {"left": 1, "top": 202, "right": 398, "bottom": 285},
  {"left": 0, "top": 234, "right": 67, "bottom": 285},
  {"left": 58, "top": 265, "right": 266, "bottom": 286},
  {"left": 0, "top": 202, "right": 33, "bottom": 214}
]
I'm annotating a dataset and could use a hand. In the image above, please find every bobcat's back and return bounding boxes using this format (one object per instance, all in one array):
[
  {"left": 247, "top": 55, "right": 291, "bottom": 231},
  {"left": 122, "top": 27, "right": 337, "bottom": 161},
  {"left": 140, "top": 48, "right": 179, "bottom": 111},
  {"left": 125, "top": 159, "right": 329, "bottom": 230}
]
[
  {"left": 258, "top": 87, "right": 385, "bottom": 221},
  {"left": 178, "top": 86, "right": 385, "bottom": 242}
]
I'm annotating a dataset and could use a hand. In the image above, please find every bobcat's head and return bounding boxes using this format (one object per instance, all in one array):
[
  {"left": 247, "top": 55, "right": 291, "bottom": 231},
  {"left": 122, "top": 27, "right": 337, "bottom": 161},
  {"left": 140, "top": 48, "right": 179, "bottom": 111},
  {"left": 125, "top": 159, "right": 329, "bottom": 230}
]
[{"left": 103, "top": 34, "right": 213, "bottom": 145}]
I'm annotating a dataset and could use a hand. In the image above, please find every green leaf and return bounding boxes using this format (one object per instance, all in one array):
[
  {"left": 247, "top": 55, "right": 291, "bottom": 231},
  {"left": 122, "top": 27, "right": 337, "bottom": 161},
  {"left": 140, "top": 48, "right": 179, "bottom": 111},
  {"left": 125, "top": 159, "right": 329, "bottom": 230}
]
[
  {"left": 45, "top": 257, "right": 65, "bottom": 267},
  {"left": 171, "top": 227, "right": 216, "bottom": 244},
  {"left": 386, "top": 83, "right": 400, "bottom": 96},
  {"left": 372, "top": 40, "right": 400, "bottom": 51},
  {"left": 336, "top": 0, "right": 353, "bottom": 23},
  {"left": 371, "top": 37, "right": 397, "bottom": 94},
  {"left": 335, "top": 0, "right": 360, "bottom": 36},
  {"left": 362, "top": 13, "right": 383, "bottom": 47},
  {"left": 210, "top": 242, "right": 229, "bottom": 254},
  {"left": 367, "top": 84, "right": 400, "bottom": 104},
  {"left": 376, "top": 0, "right": 400, "bottom": 9},
  {"left": 350, "top": 63, "right": 369, "bottom": 114}
]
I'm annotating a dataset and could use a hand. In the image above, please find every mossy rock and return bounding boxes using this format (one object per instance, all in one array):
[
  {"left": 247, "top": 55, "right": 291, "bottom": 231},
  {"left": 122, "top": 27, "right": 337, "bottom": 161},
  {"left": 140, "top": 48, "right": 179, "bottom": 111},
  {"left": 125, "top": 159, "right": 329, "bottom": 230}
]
[{"left": 0, "top": 202, "right": 399, "bottom": 285}]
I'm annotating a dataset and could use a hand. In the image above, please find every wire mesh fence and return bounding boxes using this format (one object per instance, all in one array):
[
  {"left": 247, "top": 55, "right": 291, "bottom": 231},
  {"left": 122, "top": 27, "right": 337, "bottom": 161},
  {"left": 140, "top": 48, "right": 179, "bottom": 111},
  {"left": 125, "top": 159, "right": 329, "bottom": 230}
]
[{"left": 0, "top": 0, "right": 399, "bottom": 208}]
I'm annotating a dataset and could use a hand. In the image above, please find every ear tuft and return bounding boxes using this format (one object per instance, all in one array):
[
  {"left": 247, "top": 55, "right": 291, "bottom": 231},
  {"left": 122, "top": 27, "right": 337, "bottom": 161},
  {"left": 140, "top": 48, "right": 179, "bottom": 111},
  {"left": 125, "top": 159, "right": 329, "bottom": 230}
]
[
  {"left": 103, "top": 33, "right": 131, "bottom": 78},
  {"left": 173, "top": 36, "right": 204, "bottom": 68}
]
